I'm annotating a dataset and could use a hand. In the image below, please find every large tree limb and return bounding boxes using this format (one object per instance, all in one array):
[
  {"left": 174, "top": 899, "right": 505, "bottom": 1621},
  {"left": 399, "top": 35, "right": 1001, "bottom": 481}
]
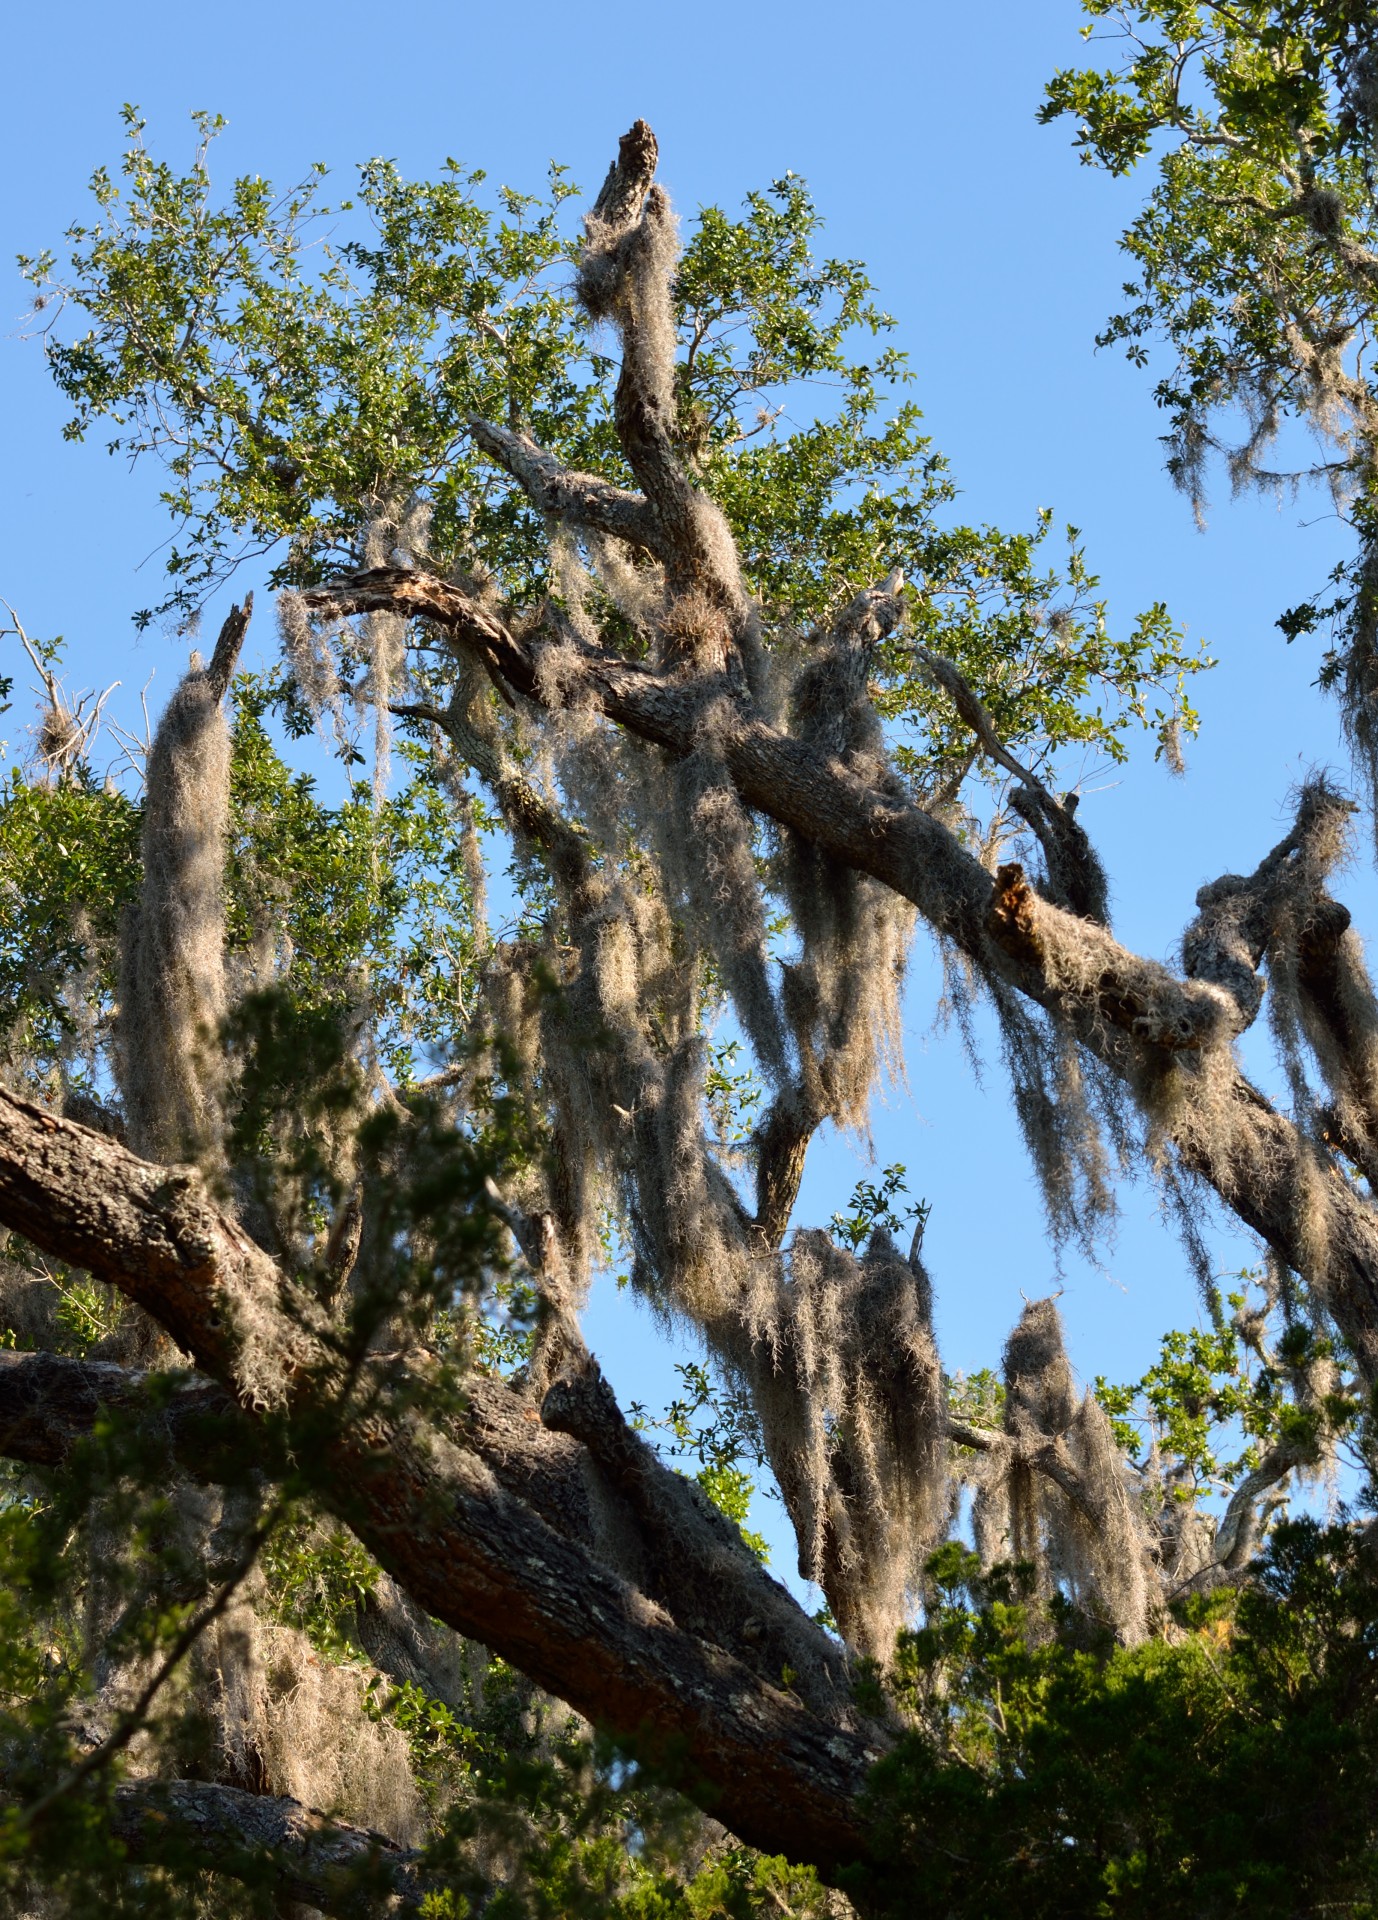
[
  {"left": 306, "top": 567, "right": 994, "bottom": 944},
  {"left": 540, "top": 1363, "right": 856, "bottom": 1716},
  {"left": 0, "top": 1335, "right": 857, "bottom": 1728},
  {"left": 103, "top": 1776, "right": 440, "bottom": 1918},
  {"left": 304, "top": 568, "right": 1378, "bottom": 1379},
  {"left": 0, "top": 1088, "right": 882, "bottom": 1876},
  {"left": 468, "top": 417, "right": 662, "bottom": 556},
  {"left": 303, "top": 572, "right": 1225, "bottom": 1035}
]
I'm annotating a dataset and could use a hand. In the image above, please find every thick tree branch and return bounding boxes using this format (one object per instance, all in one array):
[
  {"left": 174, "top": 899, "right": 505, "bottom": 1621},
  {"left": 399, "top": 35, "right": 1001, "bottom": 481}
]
[
  {"left": 0, "top": 1330, "right": 855, "bottom": 1727},
  {"left": 303, "top": 566, "right": 1378, "bottom": 1381},
  {"left": 103, "top": 1776, "right": 441, "bottom": 1918},
  {"left": 0, "top": 1337, "right": 862, "bottom": 1777},
  {"left": 0, "top": 1089, "right": 882, "bottom": 1876},
  {"left": 540, "top": 1362, "right": 856, "bottom": 1718},
  {"left": 468, "top": 417, "right": 662, "bottom": 555},
  {"left": 305, "top": 567, "right": 994, "bottom": 945}
]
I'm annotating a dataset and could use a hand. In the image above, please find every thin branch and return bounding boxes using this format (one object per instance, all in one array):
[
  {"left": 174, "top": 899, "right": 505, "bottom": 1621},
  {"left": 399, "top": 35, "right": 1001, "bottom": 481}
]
[
  {"left": 915, "top": 645, "right": 1108, "bottom": 924},
  {"left": 468, "top": 416, "right": 662, "bottom": 554}
]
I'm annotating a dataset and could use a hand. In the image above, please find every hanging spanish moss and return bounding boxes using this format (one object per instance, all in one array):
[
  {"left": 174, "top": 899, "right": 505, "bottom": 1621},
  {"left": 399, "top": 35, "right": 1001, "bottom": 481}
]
[
  {"left": 200, "top": 1586, "right": 424, "bottom": 1845},
  {"left": 982, "top": 1299, "right": 1154, "bottom": 1644},
  {"left": 116, "top": 656, "right": 232, "bottom": 1165},
  {"left": 358, "top": 503, "right": 412, "bottom": 802}
]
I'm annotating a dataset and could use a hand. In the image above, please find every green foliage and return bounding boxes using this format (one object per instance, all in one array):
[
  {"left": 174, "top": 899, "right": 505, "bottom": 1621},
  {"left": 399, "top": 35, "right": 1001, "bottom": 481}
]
[
  {"left": 1094, "top": 1278, "right": 1361, "bottom": 1497},
  {"left": 0, "top": 766, "right": 139, "bottom": 1081},
  {"left": 692, "top": 1464, "right": 770, "bottom": 1564},
  {"left": 460, "top": 1271, "right": 541, "bottom": 1376},
  {"left": 229, "top": 675, "right": 486, "bottom": 1084},
  {"left": 828, "top": 1162, "right": 928, "bottom": 1253},
  {"left": 21, "top": 110, "right": 1209, "bottom": 786},
  {"left": 631, "top": 1362, "right": 771, "bottom": 1563},
  {"left": 260, "top": 1504, "right": 379, "bottom": 1660},
  {"left": 1042, "top": 3, "right": 1378, "bottom": 670},
  {"left": 703, "top": 1040, "right": 764, "bottom": 1148},
  {"left": 946, "top": 1366, "right": 1006, "bottom": 1433},
  {"left": 48, "top": 1272, "right": 122, "bottom": 1357},
  {"left": 853, "top": 1521, "right": 1378, "bottom": 1917}
]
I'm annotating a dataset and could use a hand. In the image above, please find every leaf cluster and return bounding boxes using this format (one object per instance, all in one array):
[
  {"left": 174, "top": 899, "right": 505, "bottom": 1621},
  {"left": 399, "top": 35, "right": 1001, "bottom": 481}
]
[
  {"left": 20, "top": 112, "right": 1210, "bottom": 783},
  {"left": 855, "top": 1520, "right": 1378, "bottom": 1916}
]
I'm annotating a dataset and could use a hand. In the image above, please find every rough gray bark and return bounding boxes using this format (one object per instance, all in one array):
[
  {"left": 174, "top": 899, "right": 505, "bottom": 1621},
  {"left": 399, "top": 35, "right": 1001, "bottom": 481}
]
[
  {"left": 104, "top": 1776, "right": 439, "bottom": 1917},
  {"left": 0, "top": 1086, "right": 882, "bottom": 1876}
]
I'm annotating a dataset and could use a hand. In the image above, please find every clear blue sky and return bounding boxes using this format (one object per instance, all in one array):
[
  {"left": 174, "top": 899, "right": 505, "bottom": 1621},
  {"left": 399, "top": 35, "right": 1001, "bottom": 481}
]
[{"left": 2, "top": 0, "right": 1367, "bottom": 1560}]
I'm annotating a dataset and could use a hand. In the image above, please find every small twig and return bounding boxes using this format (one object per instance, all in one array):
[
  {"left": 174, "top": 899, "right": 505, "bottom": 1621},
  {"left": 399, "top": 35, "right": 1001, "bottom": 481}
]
[
  {"left": 911, "top": 646, "right": 1054, "bottom": 806},
  {"left": 1, "top": 600, "right": 62, "bottom": 706}
]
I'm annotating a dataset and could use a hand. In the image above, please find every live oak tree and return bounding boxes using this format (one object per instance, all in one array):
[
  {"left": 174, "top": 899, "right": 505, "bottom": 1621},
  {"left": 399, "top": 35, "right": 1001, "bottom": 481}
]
[
  {"left": 2, "top": 16, "right": 1378, "bottom": 1909},
  {"left": 1043, "top": 0, "right": 1378, "bottom": 822}
]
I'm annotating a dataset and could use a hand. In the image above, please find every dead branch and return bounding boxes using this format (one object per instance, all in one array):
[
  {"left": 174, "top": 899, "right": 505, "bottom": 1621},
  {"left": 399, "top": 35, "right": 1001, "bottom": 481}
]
[
  {"left": 915, "top": 646, "right": 1108, "bottom": 924},
  {"left": 205, "top": 593, "right": 253, "bottom": 702}
]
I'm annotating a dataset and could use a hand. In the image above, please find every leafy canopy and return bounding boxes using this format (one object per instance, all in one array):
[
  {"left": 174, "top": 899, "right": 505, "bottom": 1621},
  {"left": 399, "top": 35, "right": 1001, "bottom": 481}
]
[
  {"left": 1041, "top": 2, "right": 1378, "bottom": 675},
  {"left": 20, "top": 106, "right": 1206, "bottom": 783}
]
